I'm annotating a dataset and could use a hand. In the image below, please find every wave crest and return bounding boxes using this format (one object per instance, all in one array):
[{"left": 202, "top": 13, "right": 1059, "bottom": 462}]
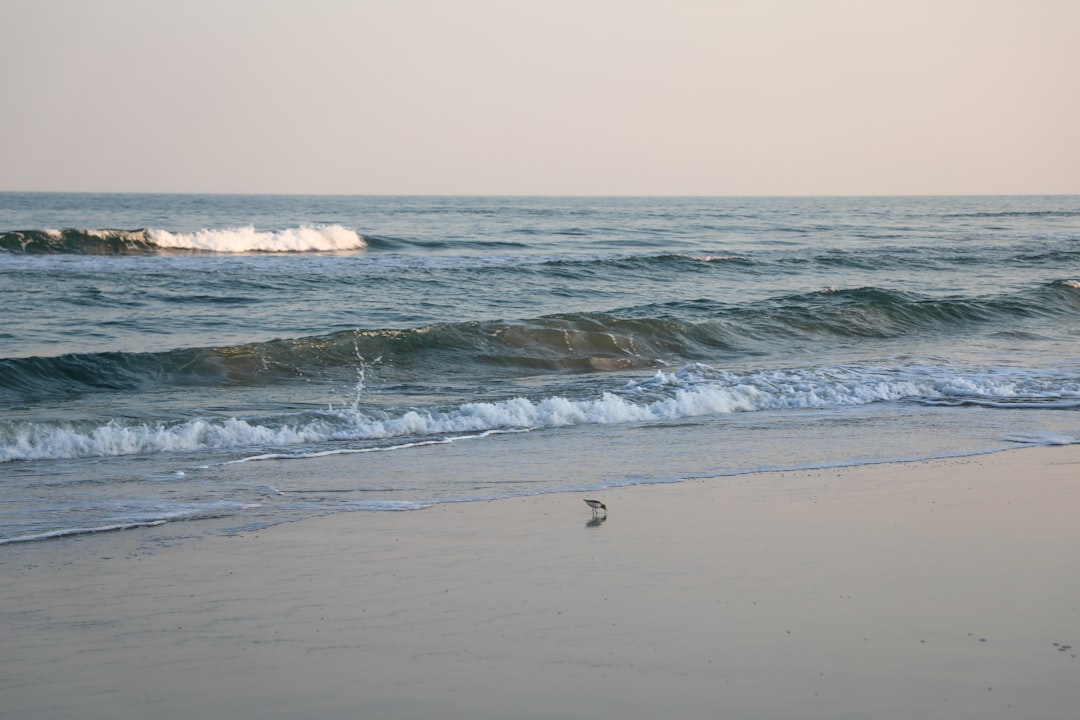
[
  {"left": 0, "top": 225, "right": 365, "bottom": 254},
  {"left": 6, "top": 281, "right": 1080, "bottom": 404},
  {"left": 4, "top": 363, "right": 1080, "bottom": 463},
  {"left": 147, "top": 225, "right": 364, "bottom": 252}
]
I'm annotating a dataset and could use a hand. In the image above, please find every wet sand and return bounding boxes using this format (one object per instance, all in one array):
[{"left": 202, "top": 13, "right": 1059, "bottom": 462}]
[{"left": 4, "top": 445, "right": 1080, "bottom": 719}]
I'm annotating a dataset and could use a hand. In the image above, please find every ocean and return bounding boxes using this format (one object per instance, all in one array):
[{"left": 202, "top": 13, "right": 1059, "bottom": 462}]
[{"left": 2, "top": 193, "right": 1079, "bottom": 544}]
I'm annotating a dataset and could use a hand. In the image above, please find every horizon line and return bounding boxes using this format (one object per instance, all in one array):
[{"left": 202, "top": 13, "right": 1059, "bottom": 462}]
[{"left": 2, "top": 189, "right": 1078, "bottom": 200}]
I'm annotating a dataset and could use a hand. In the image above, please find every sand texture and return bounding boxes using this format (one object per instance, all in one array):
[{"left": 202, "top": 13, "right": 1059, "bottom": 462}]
[{"left": 4, "top": 446, "right": 1080, "bottom": 719}]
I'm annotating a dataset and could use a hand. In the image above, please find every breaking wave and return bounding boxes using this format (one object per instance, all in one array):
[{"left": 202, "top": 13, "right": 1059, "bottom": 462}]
[
  {"left": 3, "top": 362, "right": 1079, "bottom": 463},
  {"left": 5, "top": 281, "right": 1080, "bottom": 403},
  {"left": 0, "top": 225, "right": 365, "bottom": 254}
]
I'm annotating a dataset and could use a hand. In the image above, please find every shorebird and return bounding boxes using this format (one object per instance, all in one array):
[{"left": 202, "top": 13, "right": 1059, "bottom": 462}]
[{"left": 583, "top": 499, "right": 607, "bottom": 516}]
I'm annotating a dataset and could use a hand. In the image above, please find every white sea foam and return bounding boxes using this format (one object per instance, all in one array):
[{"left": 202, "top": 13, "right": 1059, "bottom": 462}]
[
  {"left": 1002, "top": 432, "right": 1077, "bottom": 446},
  {"left": 687, "top": 254, "right": 745, "bottom": 263},
  {"left": 145, "top": 225, "right": 365, "bottom": 252},
  {"left": 0, "top": 519, "right": 169, "bottom": 545},
  {"left": 6, "top": 364, "right": 1076, "bottom": 463},
  {"left": 232, "top": 430, "right": 523, "bottom": 463}
]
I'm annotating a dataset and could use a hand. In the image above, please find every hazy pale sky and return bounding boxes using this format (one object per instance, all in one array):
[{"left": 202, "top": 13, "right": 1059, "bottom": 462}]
[{"left": 2, "top": 0, "right": 1078, "bottom": 195}]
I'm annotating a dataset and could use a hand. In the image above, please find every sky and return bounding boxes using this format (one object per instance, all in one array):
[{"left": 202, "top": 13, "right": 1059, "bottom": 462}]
[{"left": 1, "top": 0, "right": 1078, "bottom": 196}]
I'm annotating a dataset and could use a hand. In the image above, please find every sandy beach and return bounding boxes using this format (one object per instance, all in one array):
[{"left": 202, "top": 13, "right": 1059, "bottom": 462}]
[{"left": 4, "top": 445, "right": 1080, "bottom": 720}]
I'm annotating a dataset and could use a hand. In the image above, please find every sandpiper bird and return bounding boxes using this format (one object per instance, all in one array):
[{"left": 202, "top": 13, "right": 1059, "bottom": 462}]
[{"left": 583, "top": 499, "right": 607, "bottom": 516}]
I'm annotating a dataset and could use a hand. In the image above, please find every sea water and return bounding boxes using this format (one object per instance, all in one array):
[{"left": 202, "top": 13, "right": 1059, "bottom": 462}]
[{"left": 2, "top": 193, "right": 1079, "bottom": 543}]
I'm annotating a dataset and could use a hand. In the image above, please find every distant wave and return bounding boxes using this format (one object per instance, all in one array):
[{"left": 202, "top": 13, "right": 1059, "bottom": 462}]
[
  {"left": 0, "top": 225, "right": 365, "bottom": 254},
  {"left": 3, "top": 362, "right": 1079, "bottom": 463},
  {"left": 945, "top": 209, "right": 1080, "bottom": 219}
]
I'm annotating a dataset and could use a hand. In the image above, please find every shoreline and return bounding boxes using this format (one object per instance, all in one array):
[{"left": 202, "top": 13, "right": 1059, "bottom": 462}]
[
  {"left": 1, "top": 439, "right": 1032, "bottom": 548},
  {"left": 4, "top": 444, "right": 1080, "bottom": 719}
]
